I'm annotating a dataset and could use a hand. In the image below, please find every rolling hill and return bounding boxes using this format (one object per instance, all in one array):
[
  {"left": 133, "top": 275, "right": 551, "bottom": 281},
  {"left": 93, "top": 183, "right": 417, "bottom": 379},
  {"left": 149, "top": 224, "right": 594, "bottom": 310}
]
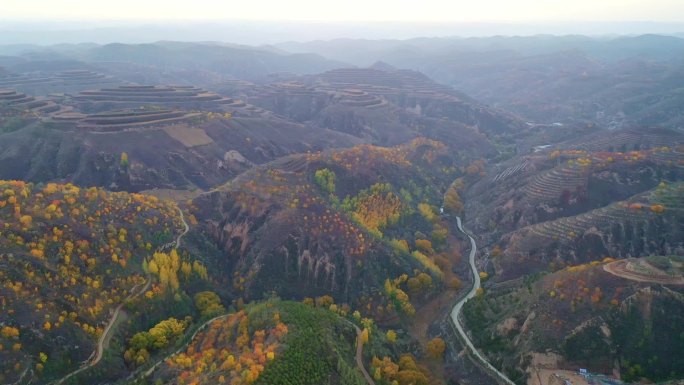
[
  {"left": 189, "top": 139, "right": 463, "bottom": 307},
  {"left": 463, "top": 256, "right": 684, "bottom": 383},
  {"left": 0, "top": 181, "right": 184, "bottom": 383}
]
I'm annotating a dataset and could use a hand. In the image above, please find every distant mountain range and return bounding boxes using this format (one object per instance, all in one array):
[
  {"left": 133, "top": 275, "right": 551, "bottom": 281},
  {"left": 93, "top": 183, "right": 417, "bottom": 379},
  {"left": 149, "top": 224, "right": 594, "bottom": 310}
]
[
  {"left": 277, "top": 34, "right": 684, "bottom": 128},
  {"left": 1, "top": 20, "right": 684, "bottom": 45},
  {"left": 0, "top": 41, "right": 347, "bottom": 81}
]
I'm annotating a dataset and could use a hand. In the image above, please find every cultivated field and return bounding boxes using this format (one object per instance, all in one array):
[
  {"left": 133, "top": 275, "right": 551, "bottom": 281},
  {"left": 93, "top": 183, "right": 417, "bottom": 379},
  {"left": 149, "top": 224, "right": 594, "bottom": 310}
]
[{"left": 163, "top": 124, "right": 215, "bottom": 147}]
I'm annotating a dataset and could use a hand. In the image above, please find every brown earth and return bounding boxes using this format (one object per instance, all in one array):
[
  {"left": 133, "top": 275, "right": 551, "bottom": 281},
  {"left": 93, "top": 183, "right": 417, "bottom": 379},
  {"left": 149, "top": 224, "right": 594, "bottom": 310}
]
[
  {"left": 163, "top": 124, "right": 215, "bottom": 147},
  {"left": 603, "top": 259, "right": 684, "bottom": 285}
]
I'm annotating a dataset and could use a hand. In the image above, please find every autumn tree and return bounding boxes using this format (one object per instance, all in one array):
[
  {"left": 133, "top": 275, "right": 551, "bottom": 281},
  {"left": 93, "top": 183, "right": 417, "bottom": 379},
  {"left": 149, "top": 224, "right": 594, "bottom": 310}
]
[
  {"left": 384, "top": 279, "right": 415, "bottom": 316},
  {"left": 415, "top": 239, "right": 434, "bottom": 254},
  {"left": 315, "top": 295, "right": 334, "bottom": 308},
  {"left": 447, "top": 277, "right": 462, "bottom": 290},
  {"left": 120, "top": 152, "right": 129, "bottom": 168},
  {"left": 431, "top": 224, "right": 448, "bottom": 245},
  {"left": 426, "top": 337, "right": 446, "bottom": 359},
  {"left": 314, "top": 168, "right": 336, "bottom": 195},
  {"left": 125, "top": 317, "right": 188, "bottom": 366},
  {"left": 390, "top": 238, "right": 410, "bottom": 255},
  {"left": 395, "top": 355, "right": 430, "bottom": 385},
  {"left": 1, "top": 326, "right": 19, "bottom": 339},
  {"left": 386, "top": 330, "right": 397, "bottom": 343},
  {"left": 194, "top": 291, "right": 226, "bottom": 319},
  {"left": 0, "top": 180, "right": 187, "bottom": 376},
  {"left": 360, "top": 328, "right": 370, "bottom": 345},
  {"left": 342, "top": 183, "right": 403, "bottom": 237},
  {"left": 417, "top": 203, "right": 437, "bottom": 222},
  {"left": 444, "top": 183, "right": 464, "bottom": 214},
  {"left": 650, "top": 204, "right": 665, "bottom": 213}
]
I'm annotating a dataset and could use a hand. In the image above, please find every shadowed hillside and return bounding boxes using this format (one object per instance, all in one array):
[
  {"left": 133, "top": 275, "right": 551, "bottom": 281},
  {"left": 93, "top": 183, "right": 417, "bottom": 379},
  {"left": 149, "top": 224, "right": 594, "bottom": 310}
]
[
  {"left": 0, "top": 112, "right": 360, "bottom": 191},
  {"left": 190, "top": 139, "right": 464, "bottom": 306}
]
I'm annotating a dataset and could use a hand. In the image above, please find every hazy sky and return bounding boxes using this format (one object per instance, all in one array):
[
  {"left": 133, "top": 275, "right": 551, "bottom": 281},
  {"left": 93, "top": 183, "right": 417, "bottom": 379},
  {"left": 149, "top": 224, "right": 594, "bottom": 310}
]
[{"left": 2, "top": 0, "right": 684, "bottom": 22}]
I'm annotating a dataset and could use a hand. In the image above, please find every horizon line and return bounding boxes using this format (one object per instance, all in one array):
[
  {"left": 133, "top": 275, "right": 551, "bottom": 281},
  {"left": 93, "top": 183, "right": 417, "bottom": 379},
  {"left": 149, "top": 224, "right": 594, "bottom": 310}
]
[{"left": 3, "top": 18, "right": 684, "bottom": 24}]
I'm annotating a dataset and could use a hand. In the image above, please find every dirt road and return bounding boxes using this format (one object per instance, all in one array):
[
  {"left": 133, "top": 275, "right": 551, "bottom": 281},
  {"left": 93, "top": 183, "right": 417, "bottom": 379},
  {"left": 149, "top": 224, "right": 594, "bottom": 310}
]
[
  {"left": 50, "top": 207, "right": 188, "bottom": 385},
  {"left": 51, "top": 277, "right": 151, "bottom": 385},
  {"left": 450, "top": 216, "right": 516, "bottom": 385},
  {"left": 347, "top": 321, "right": 376, "bottom": 385},
  {"left": 603, "top": 259, "right": 684, "bottom": 285}
]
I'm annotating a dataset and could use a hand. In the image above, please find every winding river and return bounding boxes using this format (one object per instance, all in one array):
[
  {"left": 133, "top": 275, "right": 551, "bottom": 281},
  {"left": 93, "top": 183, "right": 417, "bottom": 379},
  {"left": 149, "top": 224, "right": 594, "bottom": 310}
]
[{"left": 451, "top": 216, "right": 516, "bottom": 385}]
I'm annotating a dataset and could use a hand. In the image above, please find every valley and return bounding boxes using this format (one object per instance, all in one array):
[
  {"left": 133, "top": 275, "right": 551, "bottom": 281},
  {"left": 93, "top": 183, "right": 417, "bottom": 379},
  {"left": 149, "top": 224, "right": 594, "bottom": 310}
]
[{"left": 450, "top": 216, "right": 516, "bottom": 385}]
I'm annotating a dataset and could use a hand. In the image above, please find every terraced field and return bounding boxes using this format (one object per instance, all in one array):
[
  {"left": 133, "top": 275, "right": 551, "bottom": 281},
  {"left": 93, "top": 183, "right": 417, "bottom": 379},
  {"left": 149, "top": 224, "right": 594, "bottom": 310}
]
[
  {"left": 508, "top": 183, "right": 684, "bottom": 257},
  {"left": 0, "top": 74, "right": 58, "bottom": 89},
  {"left": 267, "top": 81, "right": 318, "bottom": 96},
  {"left": 524, "top": 165, "right": 588, "bottom": 204},
  {"left": 77, "top": 109, "right": 201, "bottom": 132},
  {"left": 317, "top": 68, "right": 469, "bottom": 111},
  {"left": 54, "top": 70, "right": 118, "bottom": 86},
  {"left": 320, "top": 68, "right": 408, "bottom": 87},
  {"left": 337, "top": 89, "right": 389, "bottom": 109},
  {"left": 0, "top": 70, "right": 120, "bottom": 94},
  {"left": 319, "top": 68, "right": 458, "bottom": 97},
  {"left": 315, "top": 67, "right": 525, "bottom": 135},
  {"left": 0, "top": 89, "right": 59, "bottom": 114},
  {"left": 74, "top": 85, "right": 233, "bottom": 111},
  {"left": 604, "top": 258, "right": 684, "bottom": 285},
  {"left": 524, "top": 201, "right": 655, "bottom": 243},
  {"left": 493, "top": 159, "right": 530, "bottom": 182}
]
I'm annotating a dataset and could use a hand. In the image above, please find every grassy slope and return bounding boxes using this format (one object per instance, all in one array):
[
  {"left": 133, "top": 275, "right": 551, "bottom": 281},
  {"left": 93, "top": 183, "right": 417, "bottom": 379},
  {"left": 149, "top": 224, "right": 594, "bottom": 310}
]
[{"left": 148, "top": 300, "right": 370, "bottom": 385}]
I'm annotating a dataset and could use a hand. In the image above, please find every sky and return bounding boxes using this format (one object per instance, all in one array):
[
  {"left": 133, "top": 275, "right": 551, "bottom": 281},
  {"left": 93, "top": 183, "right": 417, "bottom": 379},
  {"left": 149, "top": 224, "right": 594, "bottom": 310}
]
[
  {"left": 1, "top": 0, "right": 684, "bottom": 45},
  {"left": 2, "top": 0, "right": 684, "bottom": 22}
]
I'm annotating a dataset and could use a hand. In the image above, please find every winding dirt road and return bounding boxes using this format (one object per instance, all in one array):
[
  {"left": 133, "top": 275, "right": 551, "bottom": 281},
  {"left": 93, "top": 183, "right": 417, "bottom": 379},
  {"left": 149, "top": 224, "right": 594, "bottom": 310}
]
[
  {"left": 138, "top": 313, "right": 230, "bottom": 379},
  {"left": 450, "top": 216, "right": 516, "bottom": 385},
  {"left": 50, "top": 206, "right": 189, "bottom": 385},
  {"left": 175, "top": 207, "right": 190, "bottom": 249},
  {"left": 344, "top": 321, "right": 376, "bottom": 385},
  {"left": 51, "top": 277, "right": 151, "bottom": 385},
  {"left": 136, "top": 316, "right": 376, "bottom": 384},
  {"left": 50, "top": 204, "right": 370, "bottom": 384},
  {"left": 9, "top": 366, "right": 31, "bottom": 385}
]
